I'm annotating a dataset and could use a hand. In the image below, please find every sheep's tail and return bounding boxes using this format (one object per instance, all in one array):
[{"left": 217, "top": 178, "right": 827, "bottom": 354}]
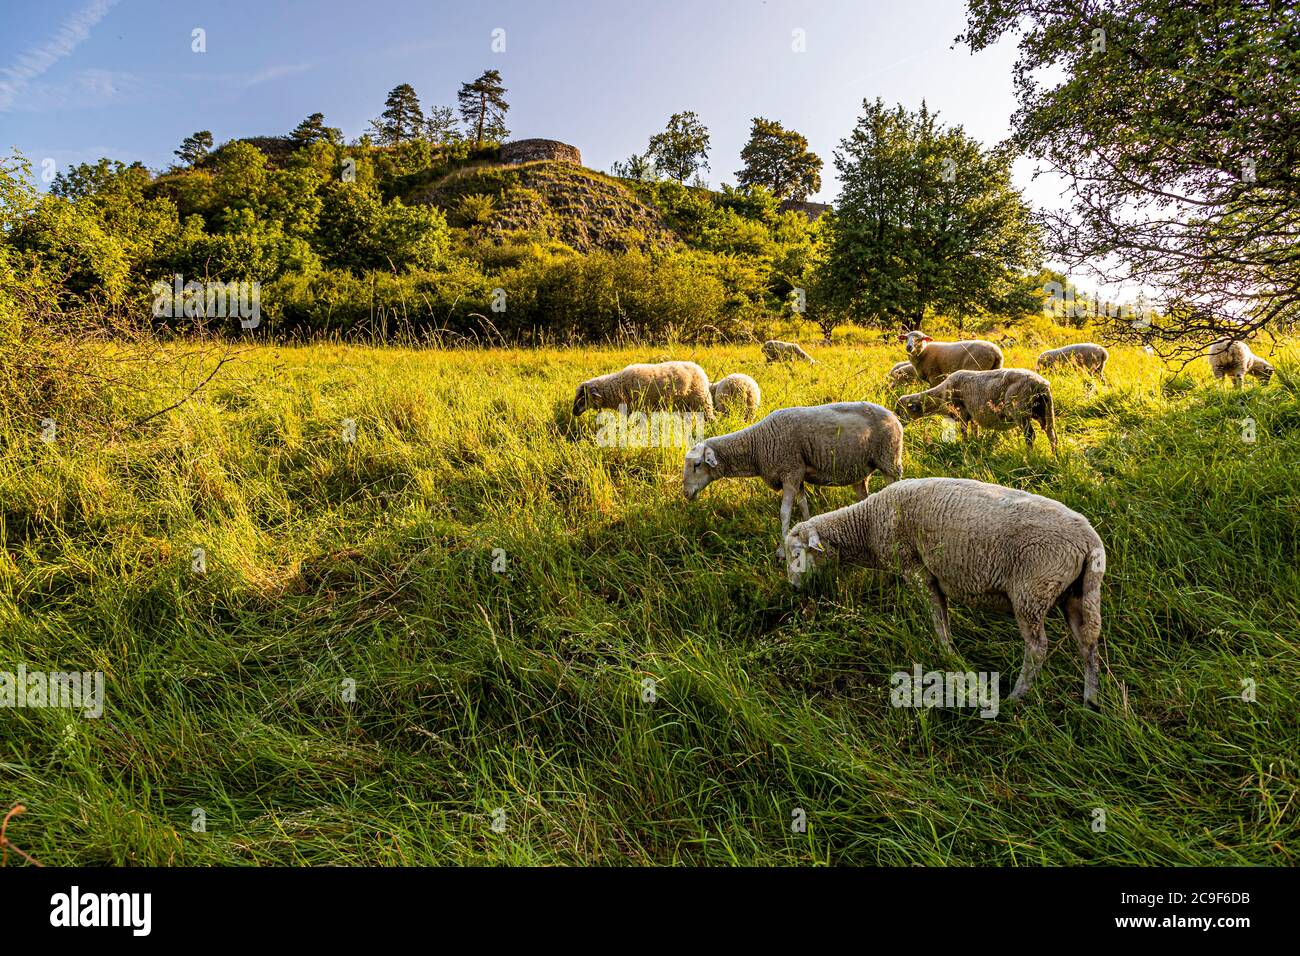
[{"left": 1082, "top": 545, "right": 1105, "bottom": 597}]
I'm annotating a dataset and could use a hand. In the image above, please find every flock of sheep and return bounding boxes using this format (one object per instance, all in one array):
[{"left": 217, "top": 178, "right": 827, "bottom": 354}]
[{"left": 571, "top": 332, "right": 1276, "bottom": 709}]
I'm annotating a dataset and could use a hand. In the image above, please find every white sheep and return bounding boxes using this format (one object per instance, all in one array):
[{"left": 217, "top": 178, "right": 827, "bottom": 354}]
[
  {"left": 784, "top": 477, "right": 1105, "bottom": 707},
  {"left": 762, "top": 340, "right": 816, "bottom": 364},
  {"left": 897, "top": 330, "right": 1003, "bottom": 385},
  {"left": 683, "top": 402, "right": 903, "bottom": 550},
  {"left": 572, "top": 361, "right": 714, "bottom": 419},
  {"left": 1207, "top": 338, "right": 1274, "bottom": 388},
  {"left": 710, "top": 373, "right": 761, "bottom": 419},
  {"left": 1036, "top": 343, "right": 1109, "bottom": 381},
  {"left": 896, "top": 368, "right": 1058, "bottom": 453}
]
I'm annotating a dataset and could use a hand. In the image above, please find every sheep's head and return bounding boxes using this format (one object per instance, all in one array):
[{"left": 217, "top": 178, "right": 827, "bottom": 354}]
[
  {"left": 572, "top": 383, "right": 601, "bottom": 417},
  {"left": 784, "top": 523, "right": 828, "bottom": 587},
  {"left": 887, "top": 363, "right": 916, "bottom": 388},
  {"left": 682, "top": 442, "right": 721, "bottom": 501},
  {"left": 898, "top": 330, "right": 933, "bottom": 355},
  {"left": 895, "top": 392, "right": 929, "bottom": 422}
]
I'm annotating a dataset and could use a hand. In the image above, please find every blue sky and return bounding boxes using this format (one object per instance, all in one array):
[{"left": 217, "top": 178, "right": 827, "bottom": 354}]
[{"left": 1, "top": 0, "right": 1045, "bottom": 199}]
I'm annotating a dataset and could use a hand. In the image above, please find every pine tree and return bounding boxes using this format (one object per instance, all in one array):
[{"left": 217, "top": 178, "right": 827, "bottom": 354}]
[
  {"left": 457, "top": 70, "right": 510, "bottom": 149},
  {"left": 174, "top": 131, "right": 214, "bottom": 167},
  {"left": 372, "top": 84, "right": 424, "bottom": 145},
  {"left": 290, "top": 113, "right": 342, "bottom": 148}
]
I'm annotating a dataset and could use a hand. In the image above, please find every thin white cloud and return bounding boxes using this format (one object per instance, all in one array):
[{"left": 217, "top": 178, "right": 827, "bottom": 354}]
[
  {"left": 243, "top": 63, "right": 314, "bottom": 87},
  {"left": 0, "top": 0, "right": 119, "bottom": 112}
]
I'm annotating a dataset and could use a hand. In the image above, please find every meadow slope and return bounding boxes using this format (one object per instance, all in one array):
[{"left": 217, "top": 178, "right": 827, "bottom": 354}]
[{"left": 1, "top": 339, "right": 1298, "bottom": 865}]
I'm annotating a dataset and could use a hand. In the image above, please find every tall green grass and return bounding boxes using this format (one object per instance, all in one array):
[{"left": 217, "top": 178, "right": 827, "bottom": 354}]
[{"left": 1, "top": 339, "right": 1297, "bottom": 864}]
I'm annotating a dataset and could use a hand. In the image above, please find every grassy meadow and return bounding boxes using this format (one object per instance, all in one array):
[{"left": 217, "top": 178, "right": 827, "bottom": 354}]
[{"left": 2, "top": 337, "right": 1298, "bottom": 865}]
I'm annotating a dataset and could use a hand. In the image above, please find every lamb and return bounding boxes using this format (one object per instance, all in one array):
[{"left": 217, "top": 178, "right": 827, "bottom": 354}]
[
  {"left": 1207, "top": 338, "right": 1274, "bottom": 388},
  {"left": 896, "top": 368, "right": 1058, "bottom": 453},
  {"left": 784, "top": 477, "right": 1105, "bottom": 707},
  {"left": 762, "top": 340, "right": 816, "bottom": 364},
  {"left": 1036, "top": 343, "right": 1109, "bottom": 381},
  {"left": 898, "top": 330, "right": 1003, "bottom": 385},
  {"left": 887, "top": 361, "right": 920, "bottom": 389},
  {"left": 683, "top": 402, "right": 903, "bottom": 549},
  {"left": 572, "top": 361, "right": 714, "bottom": 419},
  {"left": 710, "top": 373, "right": 762, "bottom": 419}
]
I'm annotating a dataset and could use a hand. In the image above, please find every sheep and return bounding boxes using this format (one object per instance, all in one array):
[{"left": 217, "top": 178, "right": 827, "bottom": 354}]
[
  {"left": 762, "top": 340, "right": 816, "bottom": 364},
  {"left": 1207, "top": 338, "right": 1274, "bottom": 388},
  {"left": 683, "top": 402, "right": 903, "bottom": 550},
  {"left": 897, "top": 330, "right": 1003, "bottom": 385},
  {"left": 710, "top": 373, "right": 762, "bottom": 419},
  {"left": 1036, "top": 343, "right": 1109, "bottom": 381},
  {"left": 896, "top": 368, "right": 1058, "bottom": 453},
  {"left": 784, "top": 477, "right": 1106, "bottom": 707},
  {"left": 887, "top": 360, "right": 920, "bottom": 389},
  {"left": 573, "top": 361, "right": 714, "bottom": 419}
]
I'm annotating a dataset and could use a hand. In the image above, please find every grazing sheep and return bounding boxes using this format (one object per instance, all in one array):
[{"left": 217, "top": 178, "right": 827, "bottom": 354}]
[
  {"left": 896, "top": 368, "right": 1058, "bottom": 453},
  {"left": 683, "top": 402, "right": 903, "bottom": 549},
  {"left": 887, "top": 360, "right": 920, "bottom": 389},
  {"left": 1036, "top": 343, "right": 1109, "bottom": 381},
  {"left": 573, "top": 361, "right": 714, "bottom": 419},
  {"left": 784, "top": 477, "right": 1105, "bottom": 707},
  {"left": 710, "top": 373, "right": 762, "bottom": 419},
  {"left": 898, "top": 330, "right": 1003, "bottom": 385},
  {"left": 762, "top": 340, "right": 816, "bottom": 364},
  {"left": 1208, "top": 338, "right": 1274, "bottom": 388}
]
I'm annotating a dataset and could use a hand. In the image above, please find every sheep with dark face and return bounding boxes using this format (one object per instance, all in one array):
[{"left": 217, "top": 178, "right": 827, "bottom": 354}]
[
  {"left": 784, "top": 477, "right": 1106, "bottom": 707},
  {"left": 1208, "top": 338, "right": 1274, "bottom": 388},
  {"left": 572, "top": 361, "right": 714, "bottom": 419},
  {"left": 683, "top": 402, "right": 903, "bottom": 550},
  {"left": 898, "top": 330, "right": 1003, "bottom": 385},
  {"left": 896, "top": 368, "right": 1058, "bottom": 453}
]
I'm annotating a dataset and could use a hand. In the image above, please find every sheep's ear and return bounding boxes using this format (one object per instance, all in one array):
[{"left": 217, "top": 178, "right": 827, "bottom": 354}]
[
  {"left": 808, "top": 530, "right": 825, "bottom": 552},
  {"left": 896, "top": 334, "right": 908, "bottom": 342},
  {"left": 921, "top": 335, "right": 934, "bottom": 342},
  {"left": 703, "top": 446, "right": 719, "bottom": 467}
]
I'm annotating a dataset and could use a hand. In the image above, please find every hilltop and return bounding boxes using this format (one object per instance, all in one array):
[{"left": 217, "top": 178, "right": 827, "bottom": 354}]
[{"left": 416, "top": 160, "right": 679, "bottom": 252}]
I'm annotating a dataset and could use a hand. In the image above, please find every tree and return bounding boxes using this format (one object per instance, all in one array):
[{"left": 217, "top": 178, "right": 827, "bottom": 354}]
[
  {"left": 316, "top": 181, "right": 450, "bottom": 272},
  {"left": 610, "top": 151, "right": 656, "bottom": 181},
  {"left": 959, "top": 0, "right": 1300, "bottom": 353},
  {"left": 457, "top": 70, "right": 510, "bottom": 149},
  {"left": 370, "top": 84, "right": 425, "bottom": 145},
  {"left": 423, "top": 105, "right": 461, "bottom": 145},
  {"left": 175, "top": 131, "right": 214, "bottom": 167},
  {"left": 736, "top": 117, "right": 823, "bottom": 201},
  {"left": 290, "top": 113, "right": 342, "bottom": 148},
  {"left": 820, "top": 99, "right": 1042, "bottom": 328},
  {"left": 647, "top": 112, "right": 710, "bottom": 183}
]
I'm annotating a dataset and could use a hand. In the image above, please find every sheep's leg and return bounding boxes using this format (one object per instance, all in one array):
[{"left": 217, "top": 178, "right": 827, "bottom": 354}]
[
  {"left": 1063, "top": 593, "right": 1102, "bottom": 708},
  {"left": 853, "top": 470, "right": 875, "bottom": 501},
  {"left": 797, "top": 486, "right": 811, "bottom": 521},
  {"left": 1233, "top": 372, "right": 1244, "bottom": 389},
  {"left": 925, "top": 576, "right": 957, "bottom": 658},
  {"left": 1008, "top": 602, "right": 1051, "bottom": 703},
  {"left": 1022, "top": 418, "right": 1036, "bottom": 449},
  {"left": 776, "top": 484, "right": 797, "bottom": 559}
]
